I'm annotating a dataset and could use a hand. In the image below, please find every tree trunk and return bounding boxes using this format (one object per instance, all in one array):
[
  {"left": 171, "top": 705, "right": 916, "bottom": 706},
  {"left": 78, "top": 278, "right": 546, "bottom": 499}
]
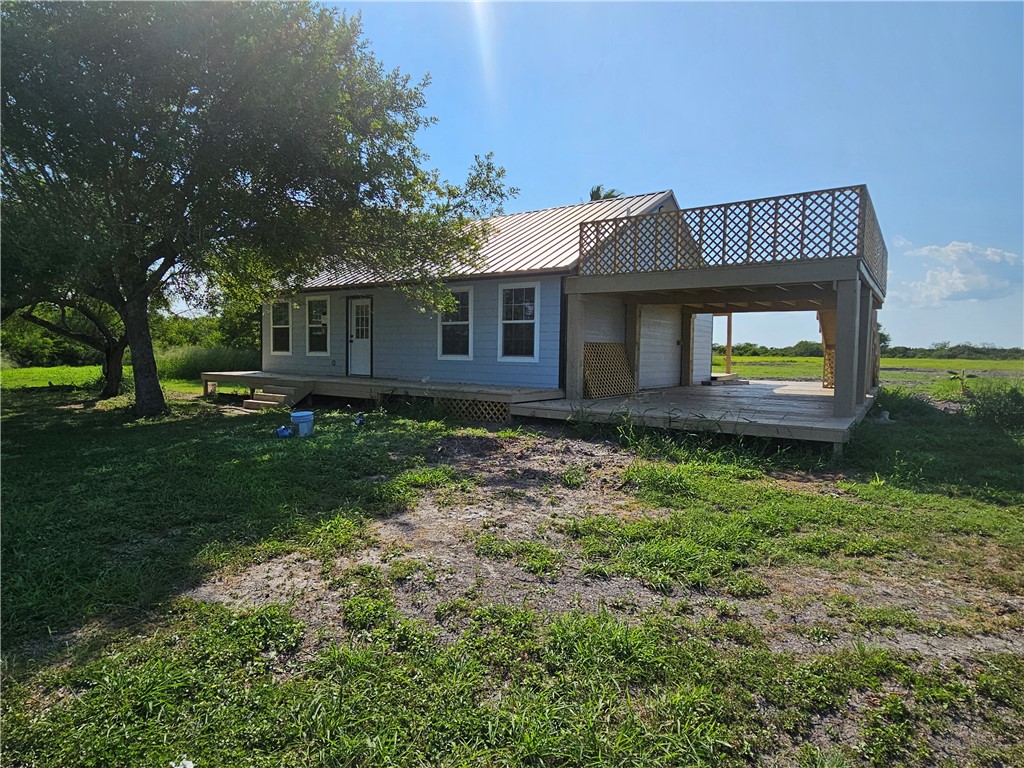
[
  {"left": 98, "top": 338, "right": 127, "bottom": 400},
  {"left": 121, "top": 293, "right": 166, "bottom": 416}
]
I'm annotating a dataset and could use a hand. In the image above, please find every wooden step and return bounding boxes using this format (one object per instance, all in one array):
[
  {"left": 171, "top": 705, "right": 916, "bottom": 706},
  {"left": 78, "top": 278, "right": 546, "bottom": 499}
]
[
  {"left": 242, "top": 399, "right": 283, "bottom": 411},
  {"left": 263, "top": 385, "right": 299, "bottom": 396},
  {"left": 252, "top": 392, "right": 288, "bottom": 404}
]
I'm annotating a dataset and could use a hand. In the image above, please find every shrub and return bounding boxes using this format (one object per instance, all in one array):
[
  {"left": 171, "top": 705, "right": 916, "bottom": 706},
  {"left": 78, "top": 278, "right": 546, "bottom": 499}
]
[{"left": 966, "top": 381, "right": 1024, "bottom": 430}]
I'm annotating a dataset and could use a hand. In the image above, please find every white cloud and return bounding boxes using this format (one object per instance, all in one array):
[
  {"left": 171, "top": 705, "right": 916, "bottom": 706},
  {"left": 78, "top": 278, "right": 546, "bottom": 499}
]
[
  {"left": 894, "top": 240, "right": 1022, "bottom": 307},
  {"left": 905, "top": 241, "right": 1021, "bottom": 266},
  {"left": 892, "top": 234, "right": 913, "bottom": 248}
]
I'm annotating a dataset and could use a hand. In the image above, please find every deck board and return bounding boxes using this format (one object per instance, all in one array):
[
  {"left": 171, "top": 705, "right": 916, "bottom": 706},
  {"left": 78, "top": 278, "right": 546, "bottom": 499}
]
[
  {"left": 200, "top": 371, "right": 564, "bottom": 404},
  {"left": 510, "top": 381, "right": 874, "bottom": 443},
  {"left": 201, "top": 371, "right": 872, "bottom": 443}
]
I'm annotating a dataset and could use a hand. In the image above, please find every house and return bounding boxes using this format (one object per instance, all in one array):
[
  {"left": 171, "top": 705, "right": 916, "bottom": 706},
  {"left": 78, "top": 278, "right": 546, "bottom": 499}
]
[{"left": 203, "top": 184, "right": 887, "bottom": 447}]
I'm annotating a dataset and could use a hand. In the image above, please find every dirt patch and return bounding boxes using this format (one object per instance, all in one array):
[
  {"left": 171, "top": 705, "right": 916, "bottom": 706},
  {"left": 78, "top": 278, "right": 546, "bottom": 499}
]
[
  {"left": 766, "top": 469, "right": 854, "bottom": 497},
  {"left": 184, "top": 433, "right": 1023, "bottom": 670},
  {"left": 184, "top": 435, "right": 656, "bottom": 654},
  {"left": 746, "top": 564, "right": 1024, "bottom": 660}
]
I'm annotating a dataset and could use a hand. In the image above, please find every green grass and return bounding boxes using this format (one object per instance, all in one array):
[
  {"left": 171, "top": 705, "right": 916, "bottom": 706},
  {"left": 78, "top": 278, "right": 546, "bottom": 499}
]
[
  {"left": 712, "top": 355, "right": 1023, "bottom": 393},
  {"left": 4, "top": 599, "right": 1012, "bottom": 767},
  {"left": 0, "top": 364, "right": 249, "bottom": 396},
  {"left": 474, "top": 532, "right": 566, "bottom": 577},
  {"left": 0, "top": 364, "right": 109, "bottom": 389},
  {"left": 3, "top": 378, "right": 1023, "bottom": 766},
  {"left": 0, "top": 389, "right": 455, "bottom": 649}
]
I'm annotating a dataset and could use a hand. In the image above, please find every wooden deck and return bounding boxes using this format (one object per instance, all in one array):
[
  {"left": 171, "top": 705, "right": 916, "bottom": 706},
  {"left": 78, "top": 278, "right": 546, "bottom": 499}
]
[
  {"left": 510, "top": 380, "right": 876, "bottom": 444},
  {"left": 200, "top": 370, "right": 564, "bottom": 404}
]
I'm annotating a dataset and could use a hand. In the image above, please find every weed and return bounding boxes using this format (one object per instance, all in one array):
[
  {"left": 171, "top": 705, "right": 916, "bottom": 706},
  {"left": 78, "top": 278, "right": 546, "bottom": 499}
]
[
  {"left": 724, "top": 575, "right": 771, "bottom": 598},
  {"left": 435, "top": 597, "right": 474, "bottom": 623},
  {"left": 342, "top": 595, "right": 396, "bottom": 631},
  {"left": 473, "top": 533, "right": 565, "bottom": 577},
  {"left": 559, "top": 465, "right": 588, "bottom": 489},
  {"left": 966, "top": 380, "right": 1024, "bottom": 430},
  {"left": 858, "top": 694, "right": 925, "bottom": 766},
  {"left": 794, "top": 622, "right": 840, "bottom": 645},
  {"left": 388, "top": 558, "right": 436, "bottom": 585}
]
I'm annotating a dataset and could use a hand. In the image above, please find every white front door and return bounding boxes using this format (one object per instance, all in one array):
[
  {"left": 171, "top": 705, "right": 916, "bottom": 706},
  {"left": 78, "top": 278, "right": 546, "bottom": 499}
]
[{"left": 348, "top": 297, "right": 372, "bottom": 376}]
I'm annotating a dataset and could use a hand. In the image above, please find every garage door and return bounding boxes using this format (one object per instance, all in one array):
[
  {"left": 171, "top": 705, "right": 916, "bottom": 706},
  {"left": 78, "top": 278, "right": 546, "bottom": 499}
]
[{"left": 638, "top": 305, "right": 681, "bottom": 389}]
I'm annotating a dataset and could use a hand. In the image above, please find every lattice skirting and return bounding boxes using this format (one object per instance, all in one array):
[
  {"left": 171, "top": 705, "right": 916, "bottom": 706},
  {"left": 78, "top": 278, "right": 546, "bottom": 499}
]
[
  {"left": 438, "top": 398, "right": 510, "bottom": 423},
  {"left": 583, "top": 342, "right": 636, "bottom": 398},
  {"left": 822, "top": 347, "right": 836, "bottom": 389}
]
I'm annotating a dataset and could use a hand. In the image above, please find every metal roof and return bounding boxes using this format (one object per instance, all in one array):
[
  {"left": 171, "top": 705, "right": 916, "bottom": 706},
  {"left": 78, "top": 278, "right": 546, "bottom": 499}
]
[{"left": 303, "top": 190, "right": 676, "bottom": 290}]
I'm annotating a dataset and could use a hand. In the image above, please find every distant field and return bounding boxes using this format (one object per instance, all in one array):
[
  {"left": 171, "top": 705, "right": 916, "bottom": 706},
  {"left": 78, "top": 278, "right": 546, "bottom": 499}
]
[{"left": 713, "top": 355, "right": 1023, "bottom": 395}]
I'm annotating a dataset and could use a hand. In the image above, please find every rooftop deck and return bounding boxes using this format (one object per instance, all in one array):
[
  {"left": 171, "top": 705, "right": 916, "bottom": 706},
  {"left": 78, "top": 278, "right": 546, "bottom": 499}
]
[
  {"left": 510, "top": 380, "right": 876, "bottom": 445},
  {"left": 576, "top": 184, "right": 887, "bottom": 296}
]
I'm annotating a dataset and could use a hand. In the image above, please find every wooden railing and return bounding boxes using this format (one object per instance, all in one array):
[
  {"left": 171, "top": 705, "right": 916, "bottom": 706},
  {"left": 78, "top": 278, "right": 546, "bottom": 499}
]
[{"left": 579, "top": 185, "right": 887, "bottom": 295}]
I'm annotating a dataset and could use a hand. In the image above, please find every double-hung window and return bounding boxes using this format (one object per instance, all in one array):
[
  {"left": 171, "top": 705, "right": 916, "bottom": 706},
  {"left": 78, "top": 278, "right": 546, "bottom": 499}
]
[
  {"left": 306, "top": 297, "right": 329, "bottom": 355},
  {"left": 271, "top": 301, "right": 291, "bottom": 355},
  {"left": 498, "top": 282, "right": 539, "bottom": 362},
  {"left": 438, "top": 287, "right": 473, "bottom": 359}
]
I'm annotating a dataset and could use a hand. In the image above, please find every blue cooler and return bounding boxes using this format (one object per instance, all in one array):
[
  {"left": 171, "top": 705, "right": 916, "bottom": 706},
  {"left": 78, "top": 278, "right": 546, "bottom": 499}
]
[{"left": 290, "top": 411, "right": 314, "bottom": 437}]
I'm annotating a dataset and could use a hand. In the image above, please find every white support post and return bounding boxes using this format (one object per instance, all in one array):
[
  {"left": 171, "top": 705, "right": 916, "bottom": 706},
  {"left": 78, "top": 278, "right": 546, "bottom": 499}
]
[
  {"left": 565, "top": 293, "right": 585, "bottom": 400},
  {"left": 833, "top": 279, "right": 861, "bottom": 417},
  {"left": 855, "top": 288, "right": 873, "bottom": 405}
]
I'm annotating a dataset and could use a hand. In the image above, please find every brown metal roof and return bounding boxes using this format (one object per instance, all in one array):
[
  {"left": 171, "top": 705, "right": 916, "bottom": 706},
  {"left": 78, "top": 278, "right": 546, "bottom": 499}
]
[{"left": 303, "top": 190, "right": 676, "bottom": 290}]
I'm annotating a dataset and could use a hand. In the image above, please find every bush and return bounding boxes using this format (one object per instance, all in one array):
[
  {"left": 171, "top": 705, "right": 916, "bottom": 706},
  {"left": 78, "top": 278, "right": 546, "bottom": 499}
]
[
  {"left": 966, "top": 381, "right": 1024, "bottom": 430},
  {"left": 155, "top": 346, "right": 260, "bottom": 379}
]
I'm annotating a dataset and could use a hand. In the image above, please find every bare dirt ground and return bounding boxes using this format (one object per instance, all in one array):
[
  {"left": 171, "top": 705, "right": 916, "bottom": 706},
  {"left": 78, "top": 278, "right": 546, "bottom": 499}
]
[{"left": 186, "top": 432, "right": 1024, "bottom": 662}]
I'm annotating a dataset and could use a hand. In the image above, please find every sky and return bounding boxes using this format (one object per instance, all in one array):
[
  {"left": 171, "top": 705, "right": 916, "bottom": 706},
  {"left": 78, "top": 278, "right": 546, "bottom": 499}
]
[{"left": 336, "top": 1, "right": 1024, "bottom": 349}]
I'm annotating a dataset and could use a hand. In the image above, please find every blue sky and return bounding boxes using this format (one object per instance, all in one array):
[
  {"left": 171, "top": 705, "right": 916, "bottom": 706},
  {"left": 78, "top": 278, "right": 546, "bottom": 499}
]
[{"left": 339, "top": 1, "right": 1023, "bottom": 348}]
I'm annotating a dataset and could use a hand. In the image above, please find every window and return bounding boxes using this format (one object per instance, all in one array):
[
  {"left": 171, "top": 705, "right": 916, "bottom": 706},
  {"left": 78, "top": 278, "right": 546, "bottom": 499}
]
[
  {"left": 306, "top": 297, "right": 329, "bottom": 355},
  {"left": 498, "top": 282, "right": 539, "bottom": 362},
  {"left": 271, "top": 301, "right": 291, "bottom": 354},
  {"left": 438, "top": 287, "right": 473, "bottom": 359}
]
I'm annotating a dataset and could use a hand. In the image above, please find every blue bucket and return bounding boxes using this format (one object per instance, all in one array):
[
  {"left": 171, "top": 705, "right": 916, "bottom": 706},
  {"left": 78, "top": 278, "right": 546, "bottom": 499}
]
[{"left": 290, "top": 410, "right": 314, "bottom": 437}]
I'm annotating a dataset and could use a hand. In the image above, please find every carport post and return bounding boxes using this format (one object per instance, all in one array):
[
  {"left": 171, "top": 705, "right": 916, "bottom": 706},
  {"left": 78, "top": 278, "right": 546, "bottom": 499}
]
[
  {"left": 833, "top": 278, "right": 861, "bottom": 417},
  {"left": 855, "top": 288, "right": 874, "bottom": 405}
]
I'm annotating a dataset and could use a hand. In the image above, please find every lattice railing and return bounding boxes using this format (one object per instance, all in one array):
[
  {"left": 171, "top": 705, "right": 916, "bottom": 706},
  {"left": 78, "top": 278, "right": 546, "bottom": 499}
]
[{"left": 579, "top": 185, "right": 887, "bottom": 295}]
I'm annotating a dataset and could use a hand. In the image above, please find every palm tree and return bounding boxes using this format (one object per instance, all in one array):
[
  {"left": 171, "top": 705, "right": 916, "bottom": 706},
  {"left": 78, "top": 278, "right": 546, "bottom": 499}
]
[{"left": 589, "top": 184, "right": 623, "bottom": 200}]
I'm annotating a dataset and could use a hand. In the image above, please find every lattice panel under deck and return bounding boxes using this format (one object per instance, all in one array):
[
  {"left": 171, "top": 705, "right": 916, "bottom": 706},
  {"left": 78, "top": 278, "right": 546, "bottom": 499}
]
[
  {"left": 583, "top": 342, "right": 636, "bottom": 399},
  {"left": 822, "top": 347, "right": 836, "bottom": 389},
  {"left": 439, "top": 398, "right": 510, "bottom": 423}
]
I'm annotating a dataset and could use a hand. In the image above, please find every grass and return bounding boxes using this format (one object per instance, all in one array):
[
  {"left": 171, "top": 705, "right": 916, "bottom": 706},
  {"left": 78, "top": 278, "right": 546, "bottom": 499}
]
[
  {"left": 0, "top": 389, "right": 455, "bottom": 649},
  {"left": 2, "top": 370, "right": 1023, "bottom": 766},
  {"left": 712, "top": 354, "right": 1023, "bottom": 394},
  {"left": 0, "top": 363, "right": 250, "bottom": 396}
]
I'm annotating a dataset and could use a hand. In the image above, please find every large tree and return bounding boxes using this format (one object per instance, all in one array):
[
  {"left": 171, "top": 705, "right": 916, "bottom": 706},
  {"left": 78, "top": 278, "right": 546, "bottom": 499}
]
[{"left": 2, "top": 2, "right": 512, "bottom": 415}]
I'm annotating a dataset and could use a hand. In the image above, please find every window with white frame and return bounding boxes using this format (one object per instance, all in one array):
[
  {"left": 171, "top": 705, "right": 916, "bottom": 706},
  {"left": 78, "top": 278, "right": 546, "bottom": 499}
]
[
  {"left": 438, "top": 287, "right": 473, "bottom": 359},
  {"left": 306, "top": 297, "right": 329, "bottom": 355},
  {"left": 271, "top": 301, "right": 291, "bottom": 354},
  {"left": 498, "top": 282, "right": 539, "bottom": 361}
]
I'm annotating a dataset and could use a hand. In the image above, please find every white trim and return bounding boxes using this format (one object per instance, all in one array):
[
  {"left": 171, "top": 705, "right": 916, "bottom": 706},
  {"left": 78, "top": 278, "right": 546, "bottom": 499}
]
[
  {"left": 270, "top": 300, "right": 292, "bottom": 356},
  {"left": 497, "top": 281, "right": 540, "bottom": 363},
  {"left": 437, "top": 286, "right": 474, "bottom": 360},
  {"left": 305, "top": 295, "right": 330, "bottom": 356}
]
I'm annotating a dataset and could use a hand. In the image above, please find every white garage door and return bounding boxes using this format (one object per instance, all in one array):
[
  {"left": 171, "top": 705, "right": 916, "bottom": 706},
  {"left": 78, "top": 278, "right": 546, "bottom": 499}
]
[{"left": 638, "top": 305, "right": 682, "bottom": 389}]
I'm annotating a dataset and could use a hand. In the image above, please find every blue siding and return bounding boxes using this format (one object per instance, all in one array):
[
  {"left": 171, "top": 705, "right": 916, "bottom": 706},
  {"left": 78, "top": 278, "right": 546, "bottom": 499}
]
[{"left": 262, "top": 276, "right": 562, "bottom": 389}]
